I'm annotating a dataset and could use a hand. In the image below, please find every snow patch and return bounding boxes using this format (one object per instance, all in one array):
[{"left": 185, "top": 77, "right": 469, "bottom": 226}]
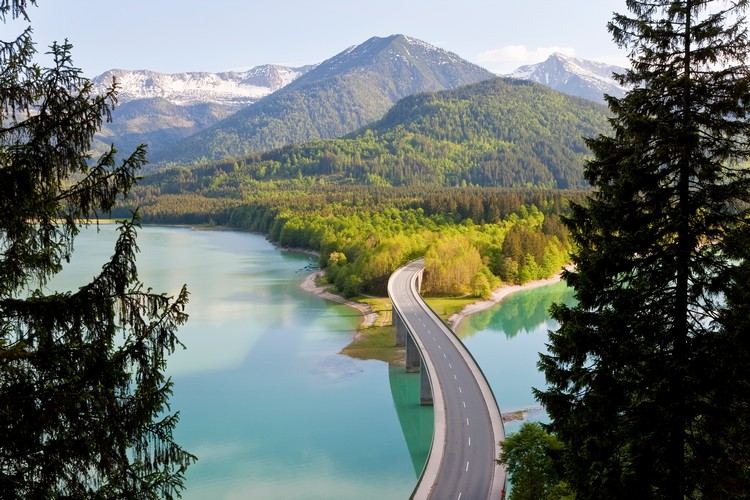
[
  {"left": 507, "top": 53, "right": 628, "bottom": 100},
  {"left": 93, "top": 65, "right": 307, "bottom": 107}
]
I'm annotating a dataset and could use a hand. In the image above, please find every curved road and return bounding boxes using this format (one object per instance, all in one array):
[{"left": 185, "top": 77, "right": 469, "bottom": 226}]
[{"left": 388, "top": 260, "right": 506, "bottom": 499}]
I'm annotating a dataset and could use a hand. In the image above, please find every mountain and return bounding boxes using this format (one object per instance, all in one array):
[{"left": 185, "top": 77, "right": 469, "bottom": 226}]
[
  {"left": 153, "top": 34, "right": 496, "bottom": 164},
  {"left": 92, "top": 98, "right": 237, "bottom": 158},
  {"left": 91, "top": 65, "right": 311, "bottom": 157},
  {"left": 146, "top": 77, "right": 609, "bottom": 191},
  {"left": 508, "top": 53, "right": 627, "bottom": 104},
  {"left": 92, "top": 65, "right": 311, "bottom": 107}
]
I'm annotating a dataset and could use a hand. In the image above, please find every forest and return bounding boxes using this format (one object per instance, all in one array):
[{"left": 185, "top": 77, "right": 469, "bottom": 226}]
[
  {"left": 114, "top": 76, "right": 602, "bottom": 298},
  {"left": 151, "top": 77, "right": 609, "bottom": 189},
  {"left": 115, "top": 184, "right": 578, "bottom": 297}
]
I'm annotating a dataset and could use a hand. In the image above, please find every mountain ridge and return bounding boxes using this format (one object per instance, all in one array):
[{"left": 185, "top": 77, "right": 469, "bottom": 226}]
[
  {"left": 91, "top": 64, "right": 313, "bottom": 157},
  {"left": 508, "top": 53, "right": 627, "bottom": 103},
  {"left": 144, "top": 77, "right": 610, "bottom": 191},
  {"left": 152, "top": 34, "right": 496, "bottom": 164},
  {"left": 93, "top": 64, "right": 313, "bottom": 107}
]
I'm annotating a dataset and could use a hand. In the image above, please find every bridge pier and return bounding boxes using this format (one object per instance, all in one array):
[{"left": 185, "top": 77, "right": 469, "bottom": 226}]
[
  {"left": 420, "top": 364, "right": 433, "bottom": 405},
  {"left": 391, "top": 275, "right": 432, "bottom": 404},
  {"left": 394, "top": 309, "right": 406, "bottom": 347},
  {"left": 406, "top": 331, "right": 421, "bottom": 372}
]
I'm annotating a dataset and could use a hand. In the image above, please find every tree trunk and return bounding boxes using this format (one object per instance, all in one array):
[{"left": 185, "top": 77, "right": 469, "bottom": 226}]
[{"left": 672, "top": 1, "right": 693, "bottom": 496}]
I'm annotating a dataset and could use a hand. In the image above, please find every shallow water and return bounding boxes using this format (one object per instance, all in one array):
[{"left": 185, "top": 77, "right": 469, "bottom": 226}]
[
  {"left": 457, "top": 280, "right": 576, "bottom": 434},
  {"left": 48, "top": 224, "right": 568, "bottom": 496},
  {"left": 48, "top": 225, "right": 432, "bottom": 499}
]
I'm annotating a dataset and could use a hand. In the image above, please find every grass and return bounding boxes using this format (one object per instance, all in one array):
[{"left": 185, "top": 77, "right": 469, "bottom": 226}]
[
  {"left": 340, "top": 326, "right": 401, "bottom": 364},
  {"left": 424, "top": 296, "right": 477, "bottom": 322},
  {"left": 354, "top": 295, "right": 478, "bottom": 324},
  {"left": 340, "top": 294, "right": 479, "bottom": 364},
  {"left": 355, "top": 297, "right": 393, "bottom": 327},
  {"left": 341, "top": 297, "right": 400, "bottom": 363}
]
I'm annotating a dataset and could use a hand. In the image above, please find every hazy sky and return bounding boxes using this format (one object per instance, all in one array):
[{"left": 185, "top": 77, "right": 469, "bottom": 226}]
[{"left": 8, "top": 0, "right": 630, "bottom": 76}]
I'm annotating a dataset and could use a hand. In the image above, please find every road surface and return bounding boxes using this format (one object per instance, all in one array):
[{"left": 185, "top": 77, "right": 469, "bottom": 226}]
[{"left": 388, "top": 260, "right": 506, "bottom": 499}]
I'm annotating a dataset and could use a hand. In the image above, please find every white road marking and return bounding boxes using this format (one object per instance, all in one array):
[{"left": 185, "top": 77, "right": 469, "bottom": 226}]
[
  {"left": 462, "top": 401, "right": 466, "bottom": 408},
  {"left": 438, "top": 344, "right": 442, "bottom": 349},
  {"left": 457, "top": 493, "right": 462, "bottom": 500},
  {"left": 468, "top": 436, "right": 471, "bottom": 447},
  {"left": 443, "top": 353, "right": 447, "bottom": 359},
  {"left": 453, "top": 374, "right": 457, "bottom": 380},
  {"left": 465, "top": 461, "right": 470, "bottom": 472},
  {"left": 466, "top": 417, "right": 470, "bottom": 426},
  {"left": 458, "top": 386, "right": 462, "bottom": 393},
  {"left": 448, "top": 363, "right": 452, "bottom": 369}
]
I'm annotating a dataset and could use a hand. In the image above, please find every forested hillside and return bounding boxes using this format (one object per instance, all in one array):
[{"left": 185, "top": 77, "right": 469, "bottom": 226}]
[
  {"left": 115, "top": 185, "right": 581, "bottom": 296},
  {"left": 145, "top": 77, "right": 608, "bottom": 189},
  {"left": 153, "top": 35, "right": 494, "bottom": 163},
  {"left": 92, "top": 97, "right": 236, "bottom": 157},
  {"left": 118, "top": 66, "right": 604, "bottom": 297}
]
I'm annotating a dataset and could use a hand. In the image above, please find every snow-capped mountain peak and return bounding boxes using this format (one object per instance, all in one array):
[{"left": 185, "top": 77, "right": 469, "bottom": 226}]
[
  {"left": 292, "top": 32, "right": 494, "bottom": 100},
  {"left": 508, "top": 53, "right": 628, "bottom": 103},
  {"left": 93, "top": 64, "right": 311, "bottom": 108},
  {"left": 399, "top": 34, "right": 462, "bottom": 64}
]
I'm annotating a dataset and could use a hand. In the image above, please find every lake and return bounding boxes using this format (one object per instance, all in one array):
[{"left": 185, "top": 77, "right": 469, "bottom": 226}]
[
  {"left": 49, "top": 225, "right": 431, "bottom": 500},
  {"left": 49, "top": 224, "right": 570, "bottom": 498},
  {"left": 457, "top": 280, "right": 575, "bottom": 434}
]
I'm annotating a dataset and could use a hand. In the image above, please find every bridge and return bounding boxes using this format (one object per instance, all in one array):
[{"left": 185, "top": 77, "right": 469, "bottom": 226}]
[{"left": 388, "top": 259, "right": 507, "bottom": 499}]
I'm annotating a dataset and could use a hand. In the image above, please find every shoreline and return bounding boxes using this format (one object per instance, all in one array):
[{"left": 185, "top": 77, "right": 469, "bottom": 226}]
[
  {"left": 285, "top": 245, "right": 377, "bottom": 328},
  {"left": 141, "top": 224, "right": 564, "bottom": 334},
  {"left": 446, "top": 272, "right": 564, "bottom": 331},
  {"left": 297, "top": 263, "right": 564, "bottom": 335},
  {"left": 292, "top": 248, "right": 566, "bottom": 428},
  {"left": 158, "top": 225, "right": 565, "bottom": 334},
  {"left": 299, "top": 270, "right": 378, "bottom": 329},
  {"left": 222, "top": 225, "right": 565, "bottom": 339}
]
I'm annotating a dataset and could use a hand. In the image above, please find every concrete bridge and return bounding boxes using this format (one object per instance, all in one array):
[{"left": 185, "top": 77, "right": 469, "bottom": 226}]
[{"left": 388, "top": 259, "right": 506, "bottom": 500}]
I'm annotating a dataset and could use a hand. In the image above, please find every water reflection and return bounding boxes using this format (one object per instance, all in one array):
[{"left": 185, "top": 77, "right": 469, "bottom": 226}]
[
  {"left": 388, "top": 366, "right": 434, "bottom": 476},
  {"left": 458, "top": 281, "right": 576, "bottom": 432},
  {"left": 460, "top": 281, "right": 575, "bottom": 340},
  {"left": 47, "top": 225, "right": 428, "bottom": 500}
]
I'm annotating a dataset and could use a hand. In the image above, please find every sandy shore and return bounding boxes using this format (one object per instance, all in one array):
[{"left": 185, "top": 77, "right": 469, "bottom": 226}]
[
  {"left": 300, "top": 271, "right": 378, "bottom": 328},
  {"left": 297, "top": 257, "right": 567, "bottom": 426},
  {"left": 280, "top": 243, "right": 375, "bottom": 329},
  {"left": 447, "top": 273, "right": 564, "bottom": 330},
  {"left": 300, "top": 266, "right": 565, "bottom": 333}
]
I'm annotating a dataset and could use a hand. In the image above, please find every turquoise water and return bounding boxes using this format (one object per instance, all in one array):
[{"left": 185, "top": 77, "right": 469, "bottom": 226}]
[
  {"left": 48, "top": 224, "right": 566, "bottom": 497},
  {"left": 457, "top": 281, "right": 576, "bottom": 434},
  {"left": 48, "top": 225, "right": 431, "bottom": 499}
]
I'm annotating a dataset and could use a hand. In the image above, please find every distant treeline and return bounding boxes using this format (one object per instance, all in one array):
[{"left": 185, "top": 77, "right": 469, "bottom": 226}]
[{"left": 115, "top": 185, "right": 582, "bottom": 297}]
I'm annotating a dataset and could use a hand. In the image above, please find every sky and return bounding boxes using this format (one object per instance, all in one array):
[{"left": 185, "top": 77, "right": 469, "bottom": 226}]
[{"left": 6, "top": 0, "right": 630, "bottom": 76}]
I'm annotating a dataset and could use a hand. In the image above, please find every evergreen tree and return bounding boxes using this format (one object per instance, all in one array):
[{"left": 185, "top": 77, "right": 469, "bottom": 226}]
[
  {"left": 537, "top": 0, "right": 750, "bottom": 499},
  {"left": 537, "top": 1, "right": 750, "bottom": 498},
  {"left": 498, "top": 423, "right": 572, "bottom": 500},
  {"left": 0, "top": 1, "right": 194, "bottom": 497}
]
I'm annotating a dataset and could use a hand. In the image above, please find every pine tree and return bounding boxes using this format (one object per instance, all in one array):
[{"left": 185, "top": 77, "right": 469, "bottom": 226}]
[
  {"left": 537, "top": 1, "right": 750, "bottom": 497},
  {"left": 0, "top": 1, "right": 194, "bottom": 497}
]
